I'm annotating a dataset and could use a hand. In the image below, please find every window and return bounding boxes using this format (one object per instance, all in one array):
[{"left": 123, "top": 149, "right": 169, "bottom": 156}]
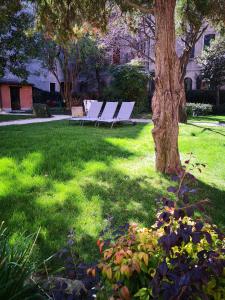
[
  {"left": 50, "top": 82, "right": 56, "bottom": 93},
  {"left": 184, "top": 77, "right": 192, "bottom": 91},
  {"left": 204, "top": 34, "right": 215, "bottom": 49}
]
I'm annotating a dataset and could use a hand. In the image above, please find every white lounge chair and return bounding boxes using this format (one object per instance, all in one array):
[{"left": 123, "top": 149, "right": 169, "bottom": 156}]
[
  {"left": 83, "top": 99, "right": 98, "bottom": 114},
  {"left": 69, "top": 101, "right": 103, "bottom": 125},
  {"left": 97, "top": 101, "right": 135, "bottom": 128},
  {"left": 96, "top": 102, "right": 118, "bottom": 127}
]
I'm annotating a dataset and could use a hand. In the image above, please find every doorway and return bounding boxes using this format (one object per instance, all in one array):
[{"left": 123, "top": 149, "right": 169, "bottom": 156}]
[{"left": 10, "top": 86, "right": 21, "bottom": 110}]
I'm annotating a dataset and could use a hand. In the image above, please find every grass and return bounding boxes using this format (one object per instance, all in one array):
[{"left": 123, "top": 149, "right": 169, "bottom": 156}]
[
  {"left": 136, "top": 112, "right": 225, "bottom": 124},
  {"left": 0, "top": 121, "right": 224, "bottom": 263},
  {"left": 189, "top": 115, "right": 225, "bottom": 123},
  {"left": 0, "top": 114, "right": 34, "bottom": 122}
]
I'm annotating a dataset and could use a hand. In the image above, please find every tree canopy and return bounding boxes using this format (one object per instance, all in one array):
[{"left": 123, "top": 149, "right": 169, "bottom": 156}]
[
  {"left": 0, "top": 0, "right": 39, "bottom": 78},
  {"left": 198, "top": 36, "right": 225, "bottom": 90}
]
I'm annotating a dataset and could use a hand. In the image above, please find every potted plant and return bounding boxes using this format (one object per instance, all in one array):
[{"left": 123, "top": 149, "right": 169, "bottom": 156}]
[{"left": 71, "top": 92, "right": 84, "bottom": 117}]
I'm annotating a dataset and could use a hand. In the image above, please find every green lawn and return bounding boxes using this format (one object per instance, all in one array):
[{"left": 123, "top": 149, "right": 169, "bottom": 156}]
[
  {"left": 189, "top": 115, "right": 225, "bottom": 123},
  {"left": 136, "top": 112, "right": 225, "bottom": 124},
  {"left": 0, "top": 121, "right": 224, "bottom": 263},
  {"left": 0, "top": 114, "right": 34, "bottom": 122}
]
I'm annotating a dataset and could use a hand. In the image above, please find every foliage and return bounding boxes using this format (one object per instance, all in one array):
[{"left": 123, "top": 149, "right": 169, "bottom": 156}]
[
  {"left": 213, "top": 104, "right": 225, "bottom": 115},
  {"left": 41, "top": 229, "right": 100, "bottom": 300},
  {"left": 103, "top": 60, "right": 150, "bottom": 114},
  {"left": 38, "top": 34, "right": 106, "bottom": 107},
  {"left": 186, "top": 103, "right": 213, "bottom": 116},
  {"left": 0, "top": 0, "right": 39, "bottom": 78},
  {"left": 97, "top": 159, "right": 225, "bottom": 299},
  {"left": 186, "top": 90, "right": 225, "bottom": 105},
  {"left": 0, "top": 222, "right": 41, "bottom": 299},
  {"left": 33, "top": 87, "right": 63, "bottom": 106},
  {"left": 33, "top": 103, "right": 51, "bottom": 118},
  {"left": 36, "top": 0, "right": 108, "bottom": 45},
  {"left": 198, "top": 37, "right": 225, "bottom": 89}
]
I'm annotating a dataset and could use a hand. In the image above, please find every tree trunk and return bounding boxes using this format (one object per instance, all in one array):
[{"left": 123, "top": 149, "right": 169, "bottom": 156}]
[
  {"left": 95, "top": 68, "right": 101, "bottom": 97},
  {"left": 216, "top": 87, "right": 220, "bottom": 108},
  {"left": 152, "top": 0, "right": 182, "bottom": 174}
]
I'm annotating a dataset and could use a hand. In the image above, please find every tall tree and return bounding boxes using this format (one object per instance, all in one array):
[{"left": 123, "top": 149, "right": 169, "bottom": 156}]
[
  {"left": 122, "top": 0, "right": 225, "bottom": 173},
  {"left": 39, "top": 35, "right": 107, "bottom": 108},
  {"left": 0, "top": 0, "right": 38, "bottom": 78},
  {"left": 36, "top": 0, "right": 225, "bottom": 174},
  {"left": 198, "top": 36, "right": 225, "bottom": 107},
  {"left": 36, "top": 0, "right": 108, "bottom": 108}
]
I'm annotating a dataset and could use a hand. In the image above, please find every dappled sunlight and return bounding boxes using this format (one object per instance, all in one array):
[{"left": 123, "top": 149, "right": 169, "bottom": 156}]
[
  {"left": 0, "top": 154, "right": 46, "bottom": 198},
  {"left": 0, "top": 122, "right": 224, "bottom": 261}
]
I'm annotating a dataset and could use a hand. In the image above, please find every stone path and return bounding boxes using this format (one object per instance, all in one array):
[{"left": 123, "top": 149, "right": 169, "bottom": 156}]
[
  {"left": 0, "top": 115, "right": 70, "bottom": 127},
  {"left": 189, "top": 121, "right": 225, "bottom": 127},
  {"left": 131, "top": 118, "right": 152, "bottom": 123}
]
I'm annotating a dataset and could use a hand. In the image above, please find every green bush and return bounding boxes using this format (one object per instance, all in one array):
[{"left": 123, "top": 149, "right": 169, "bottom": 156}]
[
  {"left": 102, "top": 61, "right": 150, "bottom": 114},
  {"left": 33, "top": 103, "right": 51, "bottom": 118},
  {"left": 186, "top": 90, "right": 225, "bottom": 105},
  {"left": 186, "top": 103, "right": 213, "bottom": 116},
  {"left": 213, "top": 104, "right": 225, "bottom": 115}
]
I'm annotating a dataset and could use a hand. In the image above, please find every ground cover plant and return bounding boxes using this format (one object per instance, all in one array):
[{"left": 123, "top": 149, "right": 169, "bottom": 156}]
[
  {"left": 0, "top": 222, "right": 42, "bottom": 299},
  {"left": 0, "top": 121, "right": 224, "bottom": 265}
]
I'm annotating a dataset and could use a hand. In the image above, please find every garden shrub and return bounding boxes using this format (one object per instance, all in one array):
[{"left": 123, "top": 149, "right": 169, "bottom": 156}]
[
  {"left": 33, "top": 103, "right": 51, "bottom": 118},
  {"left": 102, "top": 60, "right": 150, "bottom": 114},
  {"left": 96, "top": 159, "right": 225, "bottom": 300},
  {"left": 33, "top": 87, "right": 63, "bottom": 105},
  {"left": 41, "top": 229, "right": 100, "bottom": 300},
  {"left": 186, "top": 103, "right": 213, "bottom": 116},
  {"left": 186, "top": 90, "right": 225, "bottom": 105}
]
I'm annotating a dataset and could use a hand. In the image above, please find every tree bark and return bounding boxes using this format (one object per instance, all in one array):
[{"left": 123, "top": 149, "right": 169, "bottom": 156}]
[
  {"left": 216, "top": 87, "right": 220, "bottom": 108},
  {"left": 152, "top": 0, "right": 183, "bottom": 174},
  {"left": 95, "top": 68, "right": 101, "bottom": 97}
]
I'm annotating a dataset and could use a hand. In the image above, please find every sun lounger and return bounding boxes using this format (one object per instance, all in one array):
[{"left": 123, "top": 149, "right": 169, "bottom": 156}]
[
  {"left": 69, "top": 101, "right": 103, "bottom": 125},
  {"left": 96, "top": 101, "right": 135, "bottom": 128},
  {"left": 96, "top": 102, "right": 119, "bottom": 127}
]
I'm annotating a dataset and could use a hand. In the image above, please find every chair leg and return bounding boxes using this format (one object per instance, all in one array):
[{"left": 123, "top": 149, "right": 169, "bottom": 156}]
[{"left": 111, "top": 122, "right": 114, "bottom": 128}]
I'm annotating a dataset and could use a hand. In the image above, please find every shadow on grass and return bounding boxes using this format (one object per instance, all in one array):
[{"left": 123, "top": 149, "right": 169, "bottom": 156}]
[
  {"left": 189, "top": 116, "right": 225, "bottom": 123},
  {"left": 187, "top": 122, "right": 225, "bottom": 137},
  {"left": 0, "top": 121, "right": 224, "bottom": 263},
  {"left": 0, "top": 122, "right": 157, "bottom": 261},
  {"left": 192, "top": 179, "right": 225, "bottom": 228}
]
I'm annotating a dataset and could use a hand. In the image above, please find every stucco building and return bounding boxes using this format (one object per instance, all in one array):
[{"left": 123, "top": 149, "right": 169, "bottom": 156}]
[{"left": 0, "top": 80, "right": 33, "bottom": 111}]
